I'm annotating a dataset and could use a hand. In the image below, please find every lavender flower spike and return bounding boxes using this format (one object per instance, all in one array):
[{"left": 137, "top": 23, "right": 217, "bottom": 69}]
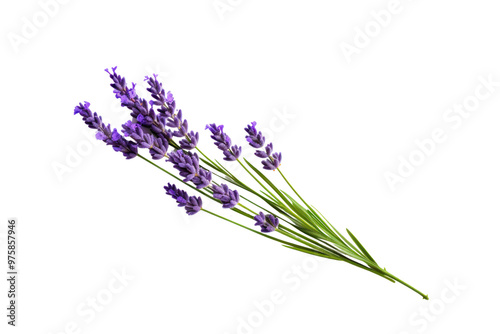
[
  {"left": 245, "top": 121, "right": 282, "bottom": 171},
  {"left": 212, "top": 184, "right": 240, "bottom": 209},
  {"left": 164, "top": 183, "right": 202, "bottom": 215},
  {"left": 205, "top": 123, "right": 241, "bottom": 161},
  {"left": 254, "top": 212, "right": 279, "bottom": 233},
  {"left": 105, "top": 67, "right": 137, "bottom": 105},
  {"left": 164, "top": 183, "right": 189, "bottom": 207},
  {"left": 145, "top": 74, "right": 198, "bottom": 150},
  {"left": 106, "top": 67, "right": 173, "bottom": 143},
  {"left": 145, "top": 74, "right": 176, "bottom": 117},
  {"left": 168, "top": 150, "right": 212, "bottom": 189},
  {"left": 262, "top": 152, "right": 282, "bottom": 171},
  {"left": 185, "top": 196, "right": 203, "bottom": 215},
  {"left": 255, "top": 143, "right": 273, "bottom": 158},
  {"left": 74, "top": 102, "right": 137, "bottom": 159},
  {"left": 244, "top": 121, "right": 265, "bottom": 148},
  {"left": 122, "top": 121, "right": 169, "bottom": 160}
]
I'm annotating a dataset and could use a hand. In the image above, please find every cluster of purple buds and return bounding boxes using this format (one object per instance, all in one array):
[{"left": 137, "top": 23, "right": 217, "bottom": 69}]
[
  {"left": 164, "top": 183, "right": 202, "bottom": 215},
  {"left": 244, "top": 121, "right": 265, "bottom": 148},
  {"left": 145, "top": 74, "right": 176, "bottom": 117},
  {"left": 122, "top": 121, "right": 169, "bottom": 160},
  {"left": 106, "top": 67, "right": 173, "bottom": 144},
  {"left": 245, "top": 122, "right": 282, "bottom": 171},
  {"left": 211, "top": 183, "right": 240, "bottom": 209},
  {"left": 168, "top": 150, "right": 212, "bottom": 189},
  {"left": 74, "top": 102, "right": 137, "bottom": 159},
  {"left": 146, "top": 75, "right": 198, "bottom": 150},
  {"left": 105, "top": 66, "right": 137, "bottom": 104},
  {"left": 254, "top": 212, "right": 279, "bottom": 233},
  {"left": 205, "top": 124, "right": 241, "bottom": 161}
]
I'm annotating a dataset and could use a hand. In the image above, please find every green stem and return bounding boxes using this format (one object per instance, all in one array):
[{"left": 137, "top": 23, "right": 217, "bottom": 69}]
[
  {"left": 236, "top": 159, "right": 280, "bottom": 201},
  {"left": 384, "top": 271, "right": 429, "bottom": 300},
  {"left": 202, "top": 209, "right": 310, "bottom": 250},
  {"left": 277, "top": 168, "right": 313, "bottom": 211}
]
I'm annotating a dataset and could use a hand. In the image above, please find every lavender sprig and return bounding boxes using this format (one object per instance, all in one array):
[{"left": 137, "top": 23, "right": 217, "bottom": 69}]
[
  {"left": 145, "top": 74, "right": 176, "bottom": 117},
  {"left": 122, "top": 121, "right": 169, "bottom": 160},
  {"left": 165, "top": 183, "right": 202, "bottom": 215},
  {"left": 74, "top": 102, "right": 137, "bottom": 159},
  {"left": 167, "top": 149, "right": 212, "bottom": 189},
  {"left": 205, "top": 123, "right": 241, "bottom": 161},
  {"left": 146, "top": 74, "right": 198, "bottom": 150},
  {"left": 211, "top": 183, "right": 239, "bottom": 209},
  {"left": 245, "top": 122, "right": 282, "bottom": 171},
  {"left": 106, "top": 67, "right": 173, "bottom": 142},
  {"left": 73, "top": 67, "right": 429, "bottom": 300},
  {"left": 254, "top": 212, "right": 279, "bottom": 233},
  {"left": 244, "top": 121, "right": 265, "bottom": 148}
]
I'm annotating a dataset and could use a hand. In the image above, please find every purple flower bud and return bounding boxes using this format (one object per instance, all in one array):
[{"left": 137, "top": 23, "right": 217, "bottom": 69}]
[
  {"left": 255, "top": 143, "right": 273, "bottom": 158},
  {"left": 262, "top": 152, "right": 282, "bottom": 171},
  {"left": 254, "top": 212, "right": 279, "bottom": 233},
  {"left": 149, "top": 137, "right": 169, "bottom": 160},
  {"left": 121, "top": 121, "right": 169, "bottom": 160},
  {"left": 245, "top": 121, "right": 265, "bottom": 148},
  {"left": 74, "top": 102, "right": 137, "bottom": 159},
  {"left": 179, "top": 131, "right": 199, "bottom": 150},
  {"left": 106, "top": 67, "right": 173, "bottom": 141},
  {"left": 211, "top": 183, "right": 239, "bottom": 208},
  {"left": 167, "top": 150, "right": 212, "bottom": 189},
  {"left": 206, "top": 123, "right": 241, "bottom": 161},
  {"left": 164, "top": 183, "right": 202, "bottom": 215},
  {"left": 244, "top": 122, "right": 282, "bottom": 171},
  {"left": 146, "top": 74, "right": 176, "bottom": 117},
  {"left": 164, "top": 183, "right": 189, "bottom": 207},
  {"left": 185, "top": 196, "right": 203, "bottom": 215}
]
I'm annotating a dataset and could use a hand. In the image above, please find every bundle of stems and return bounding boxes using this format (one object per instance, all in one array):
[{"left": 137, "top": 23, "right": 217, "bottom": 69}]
[{"left": 74, "top": 67, "right": 428, "bottom": 300}]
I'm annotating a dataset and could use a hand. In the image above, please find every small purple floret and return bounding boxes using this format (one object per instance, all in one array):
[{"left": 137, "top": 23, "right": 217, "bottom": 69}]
[
  {"left": 254, "top": 212, "right": 279, "bottom": 233},
  {"left": 244, "top": 121, "right": 265, "bottom": 148},
  {"left": 206, "top": 123, "right": 241, "bottom": 161},
  {"left": 164, "top": 183, "right": 189, "bottom": 207},
  {"left": 168, "top": 150, "right": 212, "bottom": 189},
  {"left": 74, "top": 102, "right": 137, "bottom": 159},
  {"left": 164, "top": 183, "right": 202, "bottom": 215},
  {"left": 212, "top": 183, "right": 239, "bottom": 209},
  {"left": 262, "top": 152, "right": 282, "bottom": 171},
  {"left": 185, "top": 196, "right": 203, "bottom": 215}
]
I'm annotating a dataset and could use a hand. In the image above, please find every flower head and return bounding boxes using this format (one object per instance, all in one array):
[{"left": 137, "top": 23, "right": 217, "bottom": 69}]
[
  {"left": 245, "top": 121, "right": 265, "bottom": 148},
  {"left": 185, "top": 196, "right": 203, "bottom": 215},
  {"left": 167, "top": 150, "right": 212, "bottom": 189},
  {"left": 244, "top": 121, "right": 282, "bottom": 171},
  {"left": 122, "top": 120, "right": 169, "bottom": 159},
  {"left": 254, "top": 212, "right": 279, "bottom": 233},
  {"left": 179, "top": 131, "right": 199, "bottom": 150},
  {"left": 212, "top": 183, "right": 240, "bottom": 209},
  {"left": 164, "top": 183, "right": 189, "bottom": 207},
  {"left": 255, "top": 143, "right": 273, "bottom": 158},
  {"left": 145, "top": 73, "right": 176, "bottom": 117},
  {"left": 262, "top": 152, "right": 282, "bottom": 171},
  {"left": 164, "top": 183, "right": 202, "bottom": 215},
  {"left": 74, "top": 102, "right": 137, "bottom": 159},
  {"left": 206, "top": 123, "right": 241, "bottom": 161},
  {"left": 106, "top": 67, "right": 173, "bottom": 143},
  {"left": 105, "top": 66, "right": 137, "bottom": 103}
]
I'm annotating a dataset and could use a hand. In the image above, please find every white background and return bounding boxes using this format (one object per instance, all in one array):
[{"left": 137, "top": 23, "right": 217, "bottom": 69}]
[{"left": 1, "top": 0, "right": 500, "bottom": 333}]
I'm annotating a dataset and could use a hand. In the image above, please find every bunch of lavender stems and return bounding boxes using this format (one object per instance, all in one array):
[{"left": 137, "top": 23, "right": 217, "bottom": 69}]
[{"left": 74, "top": 67, "right": 428, "bottom": 300}]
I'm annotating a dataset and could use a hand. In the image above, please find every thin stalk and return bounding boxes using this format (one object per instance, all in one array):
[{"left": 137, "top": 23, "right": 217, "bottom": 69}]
[
  {"left": 277, "top": 168, "right": 313, "bottom": 211},
  {"left": 202, "top": 209, "right": 312, "bottom": 250},
  {"left": 236, "top": 159, "right": 280, "bottom": 201},
  {"left": 384, "top": 271, "right": 429, "bottom": 300}
]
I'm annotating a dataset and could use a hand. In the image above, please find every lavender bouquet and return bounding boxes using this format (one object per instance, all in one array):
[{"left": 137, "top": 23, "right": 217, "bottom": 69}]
[{"left": 74, "top": 67, "right": 428, "bottom": 300}]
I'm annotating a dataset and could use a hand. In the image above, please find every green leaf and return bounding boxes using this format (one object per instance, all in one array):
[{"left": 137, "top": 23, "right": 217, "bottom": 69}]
[{"left": 346, "top": 229, "right": 378, "bottom": 265}]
